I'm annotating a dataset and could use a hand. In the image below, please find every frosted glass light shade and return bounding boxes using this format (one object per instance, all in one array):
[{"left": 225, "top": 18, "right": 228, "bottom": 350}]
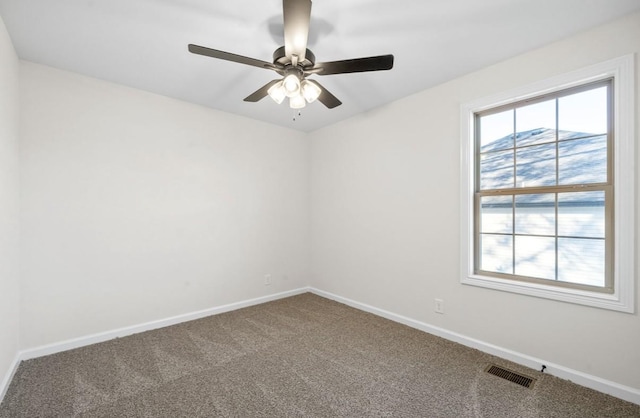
[
  {"left": 289, "top": 94, "right": 306, "bottom": 109},
  {"left": 283, "top": 74, "right": 301, "bottom": 97},
  {"left": 301, "top": 80, "right": 321, "bottom": 103},
  {"left": 267, "top": 81, "right": 286, "bottom": 104}
]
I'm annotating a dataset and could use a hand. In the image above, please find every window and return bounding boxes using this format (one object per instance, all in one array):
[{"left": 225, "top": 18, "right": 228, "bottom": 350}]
[
  {"left": 477, "top": 80, "right": 612, "bottom": 291},
  {"left": 460, "top": 55, "right": 634, "bottom": 312}
]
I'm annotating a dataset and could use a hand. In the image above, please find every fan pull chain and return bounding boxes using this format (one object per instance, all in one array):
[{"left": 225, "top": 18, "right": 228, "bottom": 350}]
[{"left": 292, "top": 110, "right": 302, "bottom": 122}]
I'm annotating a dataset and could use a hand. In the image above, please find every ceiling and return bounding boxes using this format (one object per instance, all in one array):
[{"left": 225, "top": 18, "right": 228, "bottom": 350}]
[{"left": 1, "top": 0, "right": 639, "bottom": 132}]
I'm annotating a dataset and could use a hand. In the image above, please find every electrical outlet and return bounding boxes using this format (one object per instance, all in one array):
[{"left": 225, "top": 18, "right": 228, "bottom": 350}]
[
  {"left": 435, "top": 299, "right": 444, "bottom": 314},
  {"left": 264, "top": 274, "right": 271, "bottom": 286}
]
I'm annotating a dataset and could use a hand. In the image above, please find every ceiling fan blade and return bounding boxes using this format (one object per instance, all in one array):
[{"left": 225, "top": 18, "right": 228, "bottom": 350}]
[
  {"left": 188, "top": 44, "right": 279, "bottom": 71},
  {"left": 308, "top": 80, "right": 342, "bottom": 109},
  {"left": 315, "top": 54, "right": 394, "bottom": 75},
  {"left": 283, "top": 0, "right": 312, "bottom": 62},
  {"left": 243, "top": 80, "right": 282, "bottom": 102}
]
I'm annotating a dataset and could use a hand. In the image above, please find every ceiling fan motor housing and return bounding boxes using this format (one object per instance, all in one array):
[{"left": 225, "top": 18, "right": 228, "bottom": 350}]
[{"left": 273, "top": 46, "right": 316, "bottom": 71}]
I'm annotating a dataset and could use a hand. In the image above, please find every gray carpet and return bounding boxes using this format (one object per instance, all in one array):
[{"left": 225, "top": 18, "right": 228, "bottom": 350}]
[{"left": 1, "top": 293, "right": 639, "bottom": 417}]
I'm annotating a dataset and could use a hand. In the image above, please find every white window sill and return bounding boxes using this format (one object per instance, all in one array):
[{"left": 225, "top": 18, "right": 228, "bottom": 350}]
[{"left": 462, "top": 273, "right": 633, "bottom": 313}]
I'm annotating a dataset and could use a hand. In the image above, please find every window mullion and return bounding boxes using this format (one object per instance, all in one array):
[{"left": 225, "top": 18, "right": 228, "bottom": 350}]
[
  {"left": 555, "top": 97, "right": 559, "bottom": 281},
  {"left": 512, "top": 110, "right": 516, "bottom": 275}
]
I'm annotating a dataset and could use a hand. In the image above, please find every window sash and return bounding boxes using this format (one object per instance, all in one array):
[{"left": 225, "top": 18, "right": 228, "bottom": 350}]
[{"left": 473, "top": 185, "right": 614, "bottom": 293}]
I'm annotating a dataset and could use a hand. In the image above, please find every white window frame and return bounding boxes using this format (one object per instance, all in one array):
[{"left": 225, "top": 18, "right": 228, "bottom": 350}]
[{"left": 460, "top": 54, "right": 635, "bottom": 313}]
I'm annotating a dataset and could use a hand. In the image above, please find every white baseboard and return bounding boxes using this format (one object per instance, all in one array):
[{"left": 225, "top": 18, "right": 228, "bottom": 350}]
[
  {"left": 310, "top": 287, "right": 640, "bottom": 406},
  {"left": 0, "top": 353, "right": 21, "bottom": 404},
  {"left": 19, "top": 287, "right": 310, "bottom": 361}
]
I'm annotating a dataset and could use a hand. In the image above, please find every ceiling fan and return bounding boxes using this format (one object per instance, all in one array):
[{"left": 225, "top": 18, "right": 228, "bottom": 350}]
[{"left": 188, "top": 0, "right": 394, "bottom": 110}]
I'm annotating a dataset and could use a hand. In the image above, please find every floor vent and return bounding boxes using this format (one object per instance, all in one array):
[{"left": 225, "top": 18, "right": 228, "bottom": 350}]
[{"left": 485, "top": 365, "right": 535, "bottom": 388}]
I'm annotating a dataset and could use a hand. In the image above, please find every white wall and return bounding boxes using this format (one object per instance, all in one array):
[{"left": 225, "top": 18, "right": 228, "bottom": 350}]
[
  {"left": 0, "top": 15, "right": 20, "bottom": 390},
  {"left": 19, "top": 62, "right": 309, "bottom": 348},
  {"left": 310, "top": 12, "right": 640, "bottom": 391}
]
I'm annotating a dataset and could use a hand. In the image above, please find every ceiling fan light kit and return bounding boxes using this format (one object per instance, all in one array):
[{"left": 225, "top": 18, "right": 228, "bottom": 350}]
[
  {"left": 188, "top": 0, "right": 394, "bottom": 110},
  {"left": 267, "top": 78, "right": 320, "bottom": 109}
]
